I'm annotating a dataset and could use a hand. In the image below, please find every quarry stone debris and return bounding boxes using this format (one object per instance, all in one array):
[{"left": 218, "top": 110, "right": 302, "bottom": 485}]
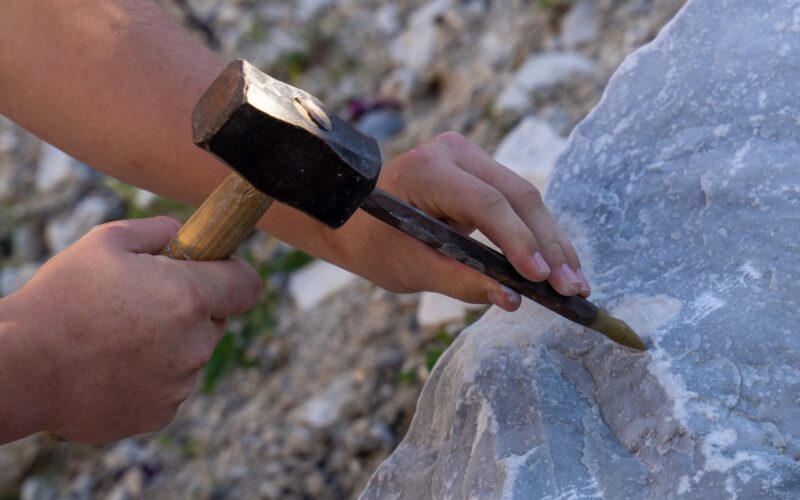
[{"left": 361, "top": 0, "right": 800, "bottom": 498}]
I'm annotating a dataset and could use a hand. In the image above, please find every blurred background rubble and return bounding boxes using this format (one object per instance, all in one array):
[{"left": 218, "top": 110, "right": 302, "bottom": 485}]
[{"left": 0, "top": 1, "right": 684, "bottom": 498}]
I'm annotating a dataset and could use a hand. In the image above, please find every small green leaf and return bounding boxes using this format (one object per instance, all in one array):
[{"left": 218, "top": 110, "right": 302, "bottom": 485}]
[
  {"left": 266, "top": 249, "right": 314, "bottom": 274},
  {"left": 202, "top": 333, "right": 237, "bottom": 393},
  {"left": 397, "top": 369, "right": 417, "bottom": 385}
]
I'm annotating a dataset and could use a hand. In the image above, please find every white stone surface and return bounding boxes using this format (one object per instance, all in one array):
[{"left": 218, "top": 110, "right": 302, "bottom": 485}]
[
  {"left": 362, "top": 1, "right": 800, "bottom": 498},
  {"left": 494, "top": 116, "right": 567, "bottom": 194},
  {"left": 288, "top": 260, "right": 361, "bottom": 312}
]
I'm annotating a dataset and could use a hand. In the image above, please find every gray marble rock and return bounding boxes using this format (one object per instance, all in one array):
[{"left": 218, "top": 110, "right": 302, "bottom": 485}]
[{"left": 361, "top": 1, "right": 800, "bottom": 498}]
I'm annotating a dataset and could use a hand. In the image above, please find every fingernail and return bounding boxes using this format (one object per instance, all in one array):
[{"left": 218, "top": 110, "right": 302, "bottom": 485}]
[
  {"left": 532, "top": 252, "right": 550, "bottom": 274},
  {"left": 487, "top": 285, "right": 521, "bottom": 310},
  {"left": 576, "top": 269, "right": 591, "bottom": 293},
  {"left": 560, "top": 263, "right": 582, "bottom": 287}
]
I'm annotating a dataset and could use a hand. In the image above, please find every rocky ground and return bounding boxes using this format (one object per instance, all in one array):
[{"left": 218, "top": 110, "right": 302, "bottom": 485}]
[{"left": 0, "top": 0, "right": 684, "bottom": 498}]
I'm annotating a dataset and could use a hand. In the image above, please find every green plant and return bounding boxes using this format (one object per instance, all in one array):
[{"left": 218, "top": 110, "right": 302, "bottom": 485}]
[
  {"left": 423, "top": 329, "right": 456, "bottom": 371},
  {"left": 263, "top": 248, "right": 314, "bottom": 275},
  {"left": 248, "top": 20, "right": 266, "bottom": 42},
  {"left": 536, "top": 0, "right": 573, "bottom": 10},
  {"left": 463, "top": 308, "right": 485, "bottom": 327},
  {"left": 396, "top": 368, "right": 417, "bottom": 385},
  {"left": 156, "top": 434, "right": 205, "bottom": 459}
]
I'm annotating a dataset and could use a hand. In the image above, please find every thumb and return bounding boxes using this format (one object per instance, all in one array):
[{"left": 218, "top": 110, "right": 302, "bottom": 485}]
[
  {"left": 182, "top": 257, "right": 264, "bottom": 319},
  {"left": 90, "top": 216, "right": 182, "bottom": 255}
]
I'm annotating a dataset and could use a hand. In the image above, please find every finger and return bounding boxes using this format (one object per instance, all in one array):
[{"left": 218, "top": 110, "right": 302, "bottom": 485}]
[
  {"left": 182, "top": 256, "right": 263, "bottom": 319},
  {"left": 555, "top": 227, "right": 591, "bottom": 297},
  {"left": 431, "top": 132, "right": 588, "bottom": 296},
  {"left": 90, "top": 216, "right": 181, "bottom": 254},
  {"left": 526, "top": 211, "right": 583, "bottom": 296},
  {"left": 420, "top": 248, "right": 522, "bottom": 311},
  {"left": 170, "top": 376, "right": 198, "bottom": 406},
  {"left": 180, "top": 321, "right": 226, "bottom": 375},
  {"left": 442, "top": 217, "right": 476, "bottom": 235},
  {"left": 402, "top": 157, "right": 550, "bottom": 284}
]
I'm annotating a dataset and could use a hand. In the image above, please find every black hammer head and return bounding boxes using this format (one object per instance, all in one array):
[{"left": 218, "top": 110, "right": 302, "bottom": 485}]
[{"left": 192, "top": 59, "right": 382, "bottom": 228}]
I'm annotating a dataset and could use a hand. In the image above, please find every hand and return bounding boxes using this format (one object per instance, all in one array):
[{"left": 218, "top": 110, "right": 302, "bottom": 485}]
[
  {"left": 1, "top": 216, "right": 262, "bottom": 443},
  {"left": 334, "top": 132, "right": 590, "bottom": 311}
]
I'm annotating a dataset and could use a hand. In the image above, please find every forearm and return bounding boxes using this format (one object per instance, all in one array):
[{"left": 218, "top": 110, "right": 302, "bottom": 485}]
[
  {"left": 0, "top": 295, "right": 54, "bottom": 443},
  {"left": 0, "top": 0, "right": 343, "bottom": 265},
  {"left": 0, "top": 1, "right": 590, "bottom": 304}
]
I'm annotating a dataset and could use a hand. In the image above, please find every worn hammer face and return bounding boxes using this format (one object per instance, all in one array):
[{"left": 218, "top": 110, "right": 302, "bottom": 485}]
[{"left": 192, "top": 59, "right": 382, "bottom": 228}]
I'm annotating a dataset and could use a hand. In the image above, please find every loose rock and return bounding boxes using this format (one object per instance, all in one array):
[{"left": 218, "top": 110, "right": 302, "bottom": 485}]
[
  {"left": 35, "top": 143, "right": 91, "bottom": 194},
  {"left": 495, "top": 51, "right": 596, "bottom": 114},
  {"left": 0, "top": 435, "right": 42, "bottom": 492},
  {"left": 493, "top": 115, "right": 567, "bottom": 193},
  {"left": 0, "top": 263, "right": 41, "bottom": 297},
  {"left": 44, "top": 192, "right": 122, "bottom": 253},
  {"left": 560, "top": 0, "right": 600, "bottom": 48},
  {"left": 416, "top": 292, "right": 482, "bottom": 331},
  {"left": 288, "top": 260, "right": 361, "bottom": 312}
]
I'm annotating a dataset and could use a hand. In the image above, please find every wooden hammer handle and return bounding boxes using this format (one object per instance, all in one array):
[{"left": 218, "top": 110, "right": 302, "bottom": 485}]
[{"left": 162, "top": 173, "right": 273, "bottom": 261}]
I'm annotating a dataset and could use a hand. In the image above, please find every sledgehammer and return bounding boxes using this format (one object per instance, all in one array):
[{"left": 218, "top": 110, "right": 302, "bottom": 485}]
[{"left": 163, "top": 59, "right": 646, "bottom": 351}]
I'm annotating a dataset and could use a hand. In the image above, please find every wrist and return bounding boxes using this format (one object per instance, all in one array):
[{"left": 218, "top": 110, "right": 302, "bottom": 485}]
[
  {"left": 0, "top": 292, "right": 61, "bottom": 443},
  {"left": 257, "top": 202, "right": 355, "bottom": 270}
]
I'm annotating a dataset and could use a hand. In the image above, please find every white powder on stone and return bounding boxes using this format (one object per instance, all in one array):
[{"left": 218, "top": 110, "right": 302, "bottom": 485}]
[
  {"left": 685, "top": 292, "right": 725, "bottom": 324},
  {"left": 610, "top": 295, "right": 696, "bottom": 425}
]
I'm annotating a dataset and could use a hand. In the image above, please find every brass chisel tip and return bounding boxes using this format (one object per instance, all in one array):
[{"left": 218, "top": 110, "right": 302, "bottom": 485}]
[{"left": 589, "top": 309, "right": 648, "bottom": 351}]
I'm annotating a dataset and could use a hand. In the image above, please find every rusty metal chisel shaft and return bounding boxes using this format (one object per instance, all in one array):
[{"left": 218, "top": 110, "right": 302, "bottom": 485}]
[{"left": 360, "top": 189, "right": 647, "bottom": 350}]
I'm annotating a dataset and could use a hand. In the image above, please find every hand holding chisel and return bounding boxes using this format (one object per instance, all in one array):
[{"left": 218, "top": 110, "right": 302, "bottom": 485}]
[{"left": 164, "top": 59, "right": 646, "bottom": 351}]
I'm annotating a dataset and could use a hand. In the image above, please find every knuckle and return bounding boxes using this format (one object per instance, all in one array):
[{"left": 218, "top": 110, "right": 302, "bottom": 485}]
[
  {"left": 169, "top": 378, "right": 198, "bottom": 405},
  {"left": 146, "top": 408, "right": 179, "bottom": 433},
  {"left": 241, "top": 263, "right": 264, "bottom": 305},
  {"left": 181, "top": 282, "right": 212, "bottom": 319},
  {"left": 138, "top": 415, "right": 169, "bottom": 434},
  {"left": 449, "top": 275, "right": 484, "bottom": 304},
  {"left": 187, "top": 344, "right": 214, "bottom": 372},
  {"left": 540, "top": 239, "right": 564, "bottom": 259},
  {"left": 451, "top": 279, "right": 471, "bottom": 303},
  {"left": 383, "top": 148, "right": 428, "bottom": 186},
  {"left": 514, "top": 180, "right": 544, "bottom": 209},
  {"left": 179, "top": 379, "right": 197, "bottom": 402},
  {"left": 435, "top": 130, "right": 469, "bottom": 149},
  {"left": 86, "top": 221, "right": 127, "bottom": 241},
  {"left": 560, "top": 241, "right": 579, "bottom": 263},
  {"left": 402, "top": 146, "right": 434, "bottom": 170},
  {"left": 153, "top": 215, "right": 181, "bottom": 231},
  {"left": 477, "top": 186, "right": 508, "bottom": 213}
]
